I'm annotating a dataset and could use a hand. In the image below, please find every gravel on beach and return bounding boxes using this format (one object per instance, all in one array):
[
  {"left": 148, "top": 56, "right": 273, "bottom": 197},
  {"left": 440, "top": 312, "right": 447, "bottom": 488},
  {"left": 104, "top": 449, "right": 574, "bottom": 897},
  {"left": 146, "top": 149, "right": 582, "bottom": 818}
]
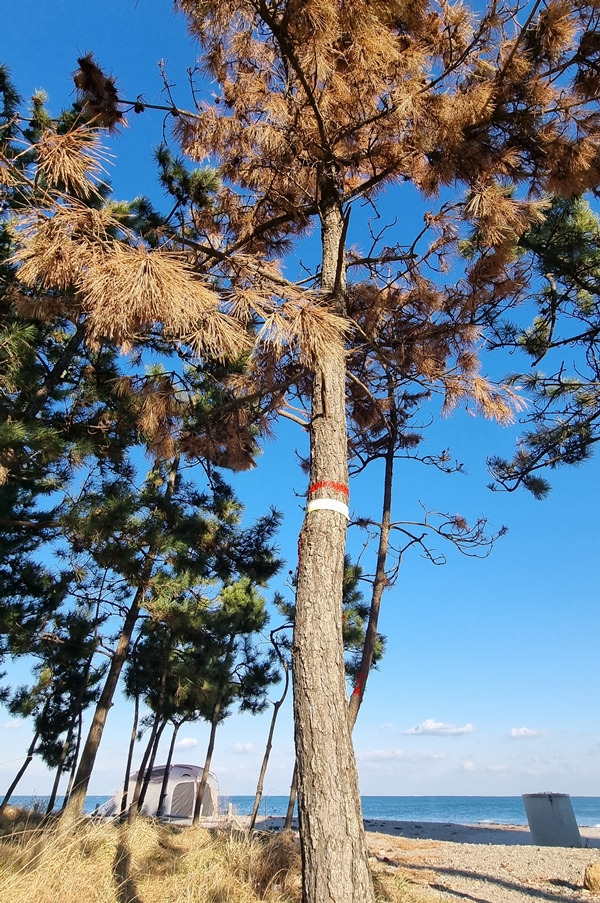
[
  {"left": 245, "top": 816, "right": 600, "bottom": 901},
  {"left": 366, "top": 824, "right": 600, "bottom": 903}
]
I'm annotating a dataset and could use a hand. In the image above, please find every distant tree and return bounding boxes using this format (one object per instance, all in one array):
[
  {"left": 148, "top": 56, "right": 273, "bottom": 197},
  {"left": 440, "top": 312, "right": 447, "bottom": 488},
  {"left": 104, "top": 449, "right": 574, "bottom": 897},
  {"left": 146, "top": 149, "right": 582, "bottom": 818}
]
[
  {"left": 0, "top": 680, "right": 51, "bottom": 815},
  {"left": 190, "top": 578, "right": 279, "bottom": 824},
  {"left": 61, "top": 454, "right": 281, "bottom": 819},
  {"left": 43, "top": 608, "right": 106, "bottom": 814},
  {"left": 0, "top": 607, "right": 103, "bottom": 814},
  {"left": 249, "top": 611, "right": 290, "bottom": 831}
]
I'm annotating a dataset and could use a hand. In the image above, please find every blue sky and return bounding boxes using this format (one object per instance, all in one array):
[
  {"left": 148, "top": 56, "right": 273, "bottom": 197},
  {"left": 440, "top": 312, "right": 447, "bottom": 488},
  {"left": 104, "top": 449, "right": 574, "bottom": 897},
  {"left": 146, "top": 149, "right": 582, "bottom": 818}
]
[{"left": 1, "top": 1, "right": 599, "bottom": 802}]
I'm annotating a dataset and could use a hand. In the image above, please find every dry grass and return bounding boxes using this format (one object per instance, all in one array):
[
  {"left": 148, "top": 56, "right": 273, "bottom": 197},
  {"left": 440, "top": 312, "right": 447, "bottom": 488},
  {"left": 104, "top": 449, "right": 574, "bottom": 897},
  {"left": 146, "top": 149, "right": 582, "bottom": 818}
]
[{"left": 0, "top": 809, "right": 431, "bottom": 903}]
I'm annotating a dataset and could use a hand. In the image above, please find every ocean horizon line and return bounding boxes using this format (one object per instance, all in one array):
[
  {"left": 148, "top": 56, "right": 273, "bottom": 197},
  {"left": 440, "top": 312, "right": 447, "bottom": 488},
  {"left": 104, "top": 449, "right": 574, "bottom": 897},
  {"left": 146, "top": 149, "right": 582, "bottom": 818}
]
[{"left": 6, "top": 793, "right": 600, "bottom": 827}]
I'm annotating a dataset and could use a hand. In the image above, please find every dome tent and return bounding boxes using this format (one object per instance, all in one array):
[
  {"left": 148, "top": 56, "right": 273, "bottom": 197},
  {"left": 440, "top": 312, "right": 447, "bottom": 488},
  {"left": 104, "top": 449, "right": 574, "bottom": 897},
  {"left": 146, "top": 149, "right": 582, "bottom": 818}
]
[{"left": 97, "top": 764, "right": 219, "bottom": 822}]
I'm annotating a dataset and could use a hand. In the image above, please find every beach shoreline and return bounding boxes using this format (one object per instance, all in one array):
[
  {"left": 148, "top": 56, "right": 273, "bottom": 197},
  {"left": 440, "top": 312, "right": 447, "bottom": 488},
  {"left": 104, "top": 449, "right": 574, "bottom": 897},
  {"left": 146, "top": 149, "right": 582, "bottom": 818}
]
[
  {"left": 250, "top": 814, "right": 600, "bottom": 847},
  {"left": 363, "top": 818, "right": 600, "bottom": 847}
]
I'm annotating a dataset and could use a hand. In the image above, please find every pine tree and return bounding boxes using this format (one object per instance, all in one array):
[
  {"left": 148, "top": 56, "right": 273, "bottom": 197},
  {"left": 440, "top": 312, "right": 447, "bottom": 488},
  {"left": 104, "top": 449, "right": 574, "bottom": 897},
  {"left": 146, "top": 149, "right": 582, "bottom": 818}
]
[
  {"left": 189, "top": 578, "right": 279, "bottom": 824},
  {"left": 0, "top": 607, "right": 103, "bottom": 815},
  {"left": 8, "top": 6, "right": 600, "bottom": 896},
  {"left": 1, "top": 76, "right": 284, "bottom": 820},
  {"left": 485, "top": 196, "right": 600, "bottom": 496},
  {"left": 61, "top": 455, "right": 281, "bottom": 818}
]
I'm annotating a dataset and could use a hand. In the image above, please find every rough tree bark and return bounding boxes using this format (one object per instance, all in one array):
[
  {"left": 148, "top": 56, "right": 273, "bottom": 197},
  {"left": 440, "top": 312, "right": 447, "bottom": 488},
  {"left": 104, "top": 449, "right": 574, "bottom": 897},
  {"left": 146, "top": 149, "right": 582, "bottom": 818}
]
[{"left": 292, "top": 192, "right": 375, "bottom": 903}]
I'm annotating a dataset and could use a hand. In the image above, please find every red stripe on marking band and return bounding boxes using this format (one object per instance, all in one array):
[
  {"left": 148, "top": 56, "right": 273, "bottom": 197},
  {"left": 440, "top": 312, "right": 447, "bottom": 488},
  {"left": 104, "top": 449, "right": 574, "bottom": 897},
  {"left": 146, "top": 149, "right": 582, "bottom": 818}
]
[
  {"left": 308, "top": 481, "right": 349, "bottom": 497},
  {"left": 352, "top": 671, "right": 367, "bottom": 697}
]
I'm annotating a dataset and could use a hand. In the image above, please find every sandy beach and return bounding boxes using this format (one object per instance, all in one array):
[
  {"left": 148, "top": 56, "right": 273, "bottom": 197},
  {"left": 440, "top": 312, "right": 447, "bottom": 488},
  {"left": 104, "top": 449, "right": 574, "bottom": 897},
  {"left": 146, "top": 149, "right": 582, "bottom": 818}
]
[
  {"left": 249, "top": 817, "right": 600, "bottom": 902},
  {"left": 363, "top": 818, "right": 600, "bottom": 847},
  {"left": 365, "top": 821, "right": 600, "bottom": 902}
]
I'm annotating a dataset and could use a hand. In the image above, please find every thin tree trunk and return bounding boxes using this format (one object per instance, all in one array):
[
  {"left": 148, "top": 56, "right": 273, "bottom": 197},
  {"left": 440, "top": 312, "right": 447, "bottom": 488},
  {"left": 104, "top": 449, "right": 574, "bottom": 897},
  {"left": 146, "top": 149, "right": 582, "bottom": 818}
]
[
  {"left": 62, "top": 707, "right": 83, "bottom": 809},
  {"left": 138, "top": 716, "right": 167, "bottom": 812},
  {"left": 46, "top": 727, "right": 73, "bottom": 814},
  {"left": 157, "top": 720, "right": 182, "bottom": 817},
  {"left": 283, "top": 763, "right": 297, "bottom": 831},
  {"left": 63, "top": 593, "right": 143, "bottom": 819},
  {"left": 0, "top": 727, "right": 41, "bottom": 815},
  {"left": 127, "top": 710, "right": 162, "bottom": 822},
  {"left": 348, "top": 385, "right": 395, "bottom": 730},
  {"left": 293, "top": 193, "right": 375, "bottom": 903},
  {"left": 192, "top": 698, "right": 221, "bottom": 825},
  {"left": 121, "top": 690, "right": 140, "bottom": 817},
  {"left": 136, "top": 662, "right": 169, "bottom": 814},
  {"left": 249, "top": 651, "right": 289, "bottom": 830}
]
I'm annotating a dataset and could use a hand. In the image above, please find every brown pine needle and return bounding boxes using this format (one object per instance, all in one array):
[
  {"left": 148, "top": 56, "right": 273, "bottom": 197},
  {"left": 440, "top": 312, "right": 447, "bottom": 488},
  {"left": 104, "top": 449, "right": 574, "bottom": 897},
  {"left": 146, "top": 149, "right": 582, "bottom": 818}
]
[{"left": 35, "top": 125, "right": 111, "bottom": 198}]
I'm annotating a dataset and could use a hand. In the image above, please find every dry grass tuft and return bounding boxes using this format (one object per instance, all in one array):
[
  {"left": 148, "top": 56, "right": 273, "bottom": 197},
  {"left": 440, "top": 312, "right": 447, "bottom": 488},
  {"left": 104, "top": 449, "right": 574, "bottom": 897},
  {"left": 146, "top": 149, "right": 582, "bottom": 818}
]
[
  {"left": 0, "top": 812, "right": 431, "bottom": 903},
  {"left": 373, "top": 871, "right": 434, "bottom": 902},
  {"left": 0, "top": 814, "right": 303, "bottom": 903}
]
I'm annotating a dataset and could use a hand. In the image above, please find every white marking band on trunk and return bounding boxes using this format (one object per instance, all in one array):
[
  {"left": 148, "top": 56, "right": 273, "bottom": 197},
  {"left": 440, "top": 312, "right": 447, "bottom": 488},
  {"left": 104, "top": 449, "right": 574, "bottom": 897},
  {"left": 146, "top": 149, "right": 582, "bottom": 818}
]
[{"left": 306, "top": 498, "right": 350, "bottom": 519}]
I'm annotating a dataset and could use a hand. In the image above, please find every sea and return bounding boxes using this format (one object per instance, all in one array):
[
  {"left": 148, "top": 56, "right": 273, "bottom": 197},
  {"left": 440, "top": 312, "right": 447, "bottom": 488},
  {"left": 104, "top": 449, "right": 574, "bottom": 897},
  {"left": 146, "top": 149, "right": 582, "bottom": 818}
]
[{"left": 8, "top": 795, "right": 600, "bottom": 827}]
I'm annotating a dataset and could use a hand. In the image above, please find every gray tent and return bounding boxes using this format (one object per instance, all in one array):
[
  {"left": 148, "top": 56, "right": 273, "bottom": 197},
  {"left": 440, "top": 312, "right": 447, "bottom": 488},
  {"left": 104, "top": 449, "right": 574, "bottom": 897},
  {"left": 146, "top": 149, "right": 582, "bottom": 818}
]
[{"left": 97, "top": 764, "right": 219, "bottom": 822}]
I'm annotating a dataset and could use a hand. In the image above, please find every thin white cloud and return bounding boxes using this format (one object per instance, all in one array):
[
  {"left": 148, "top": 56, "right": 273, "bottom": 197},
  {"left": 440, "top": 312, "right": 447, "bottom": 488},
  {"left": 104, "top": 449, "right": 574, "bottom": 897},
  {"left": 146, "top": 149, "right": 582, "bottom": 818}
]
[
  {"left": 233, "top": 742, "right": 254, "bottom": 753},
  {"left": 357, "top": 748, "right": 446, "bottom": 763},
  {"left": 510, "top": 727, "right": 544, "bottom": 739},
  {"left": 405, "top": 719, "right": 475, "bottom": 736},
  {"left": 2, "top": 721, "right": 20, "bottom": 730},
  {"left": 487, "top": 764, "right": 508, "bottom": 772},
  {"left": 379, "top": 723, "right": 394, "bottom": 731},
  {"left": 175, "top": 737, "right": 198, "bottom": 749},
  {"left": 463, "top": 760, "right": 476, "bottom": 772}
]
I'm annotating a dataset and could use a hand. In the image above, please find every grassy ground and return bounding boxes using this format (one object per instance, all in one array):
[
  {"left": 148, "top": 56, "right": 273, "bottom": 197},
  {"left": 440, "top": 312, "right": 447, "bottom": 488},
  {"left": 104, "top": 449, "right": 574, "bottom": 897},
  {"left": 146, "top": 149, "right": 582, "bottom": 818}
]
[{"left": 0, "top": 807, "right": 430, "bottom": 903}]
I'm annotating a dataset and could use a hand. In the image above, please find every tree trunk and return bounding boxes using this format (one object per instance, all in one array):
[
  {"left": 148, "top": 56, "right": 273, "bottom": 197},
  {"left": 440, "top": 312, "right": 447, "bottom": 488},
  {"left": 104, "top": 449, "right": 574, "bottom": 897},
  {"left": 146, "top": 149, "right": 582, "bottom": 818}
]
[
  {"left": 127, "top": 710, "right": 162, "bottom": 822},
  {"left": 138, "top": 716, "right": 167, "bottom": 812},
  {"left": 157, "top": 720, "right": 182, "bottom": 817},
  {"left": 0, "top": 727, "right": 41, "bottom": 815},
  {"left": 120, "top": 690, "right": 140, "bottom": 817},
  {"left": 348, "top": 390, "right": 395, "bottom": 730},
  {"left": 46, "top": 727, "right": 73, "bottom": 814},
  {"left": 62, "top": 617, "right": 100, "bottom": 811},
  {"left": 249, "top": 653, "right": 289, "bottom": 830},
  {"left": 192, "top": 698, "right": 221, "bottom": 825},
  {"left": 63, "top": 593, "right": 142, "bottom": 819},
  {"left": 62, "top": 708, "right": 83, "bottom": 809},
  {"left": 292, "top": 193, "right": 375, "bottom": 903},
  {"left": 283, "top": 762, "right": 297, "bottom": 831},
  {"left": 136, "top": 662, "right": 169, "bottom": 814}
]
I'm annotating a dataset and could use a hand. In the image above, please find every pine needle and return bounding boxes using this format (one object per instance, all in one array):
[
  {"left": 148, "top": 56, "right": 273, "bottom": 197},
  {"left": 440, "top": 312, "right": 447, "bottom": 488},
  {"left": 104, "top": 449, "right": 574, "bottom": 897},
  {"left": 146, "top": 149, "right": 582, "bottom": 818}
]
[
  {"left": 35, "top": 125, "right": 110, "bottom": 198},
  {"left": 80, "top": 244, "right": 247, "bottom": 359}
]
